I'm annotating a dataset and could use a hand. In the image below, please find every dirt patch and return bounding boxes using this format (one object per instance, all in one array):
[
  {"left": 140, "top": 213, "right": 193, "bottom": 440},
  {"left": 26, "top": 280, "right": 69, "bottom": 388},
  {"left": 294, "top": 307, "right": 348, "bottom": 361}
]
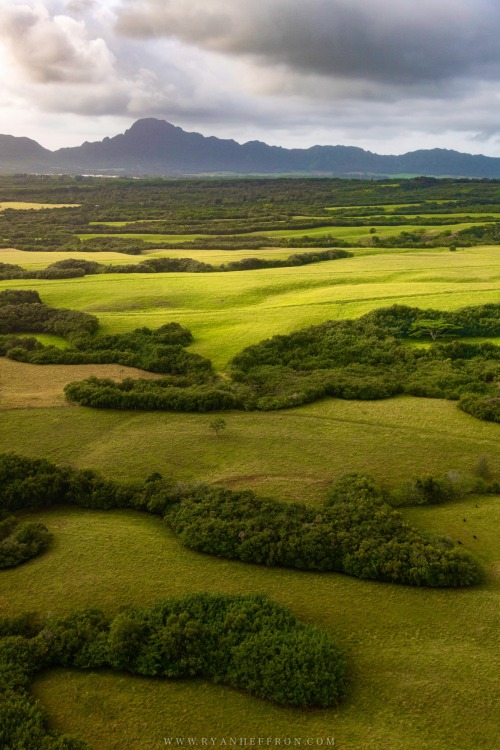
[{"left": 0, "top": 358, "right": 162, "bottom": 409}]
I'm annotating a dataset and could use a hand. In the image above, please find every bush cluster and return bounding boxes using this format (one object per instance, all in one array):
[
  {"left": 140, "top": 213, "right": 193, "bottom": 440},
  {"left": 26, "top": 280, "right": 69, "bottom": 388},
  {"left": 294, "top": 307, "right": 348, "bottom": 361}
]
[
  {"left": 64, "top": 376, "right": 242, "bottom": 412},
  {"left": 0, "top": 453, "right": 482, "bottom": 588},
  {"left": 458, "top": 393, "right": 500, "bottom": 423},
  {"left": 3, "top": 297, "right": 500, "bottom": 422},
  {"left": 167, "top": 486, "right": 481, "bottom": 587},
  {"left": 0, "top": 515, "right": 52, "bottom": 569},
  {"left": 0, "top": 249, "right": 351, "bottom": 281},
  {"left": 0, "top": 292, "right": 213, "bottom": 378},
  {"left": 0, "top": 290, "right": 98, "bottom": 342},
  {"left": 0, "top": 594, "right": 347, "bottom": 749},
  {"left": 228, "top": 303, "right": 500, "bottom": 412}
]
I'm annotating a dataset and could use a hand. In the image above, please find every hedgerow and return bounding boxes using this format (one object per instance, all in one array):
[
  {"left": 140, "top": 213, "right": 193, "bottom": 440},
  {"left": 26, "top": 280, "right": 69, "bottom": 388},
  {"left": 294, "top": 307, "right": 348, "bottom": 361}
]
[
  {"left": 2, "top": 294, "right": 500, "bottom": 422},
  {"left": 0, "top": 454, "right": 482, "bottom": 588},
  {"left": 0, "top": 593, "right": 346, "bottom": 749},
  {"left": 0, "top": 249, "right": 351, "bottom": 281}
]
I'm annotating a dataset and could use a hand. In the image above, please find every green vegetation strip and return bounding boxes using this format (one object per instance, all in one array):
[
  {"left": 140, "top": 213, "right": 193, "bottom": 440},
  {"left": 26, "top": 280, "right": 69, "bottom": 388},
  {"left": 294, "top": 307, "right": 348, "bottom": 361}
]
[
  {"left": 0, "top": 454, "right": 482, "bottom": 587},
  {"left": 2, "top": 291, "right": 500, "bottom": 422},
  {"left": 0, "top": 249, "right": 351, "bottom": 280},
  {"left": 0, "top": 592, "right": 346, "bottom": 749}
]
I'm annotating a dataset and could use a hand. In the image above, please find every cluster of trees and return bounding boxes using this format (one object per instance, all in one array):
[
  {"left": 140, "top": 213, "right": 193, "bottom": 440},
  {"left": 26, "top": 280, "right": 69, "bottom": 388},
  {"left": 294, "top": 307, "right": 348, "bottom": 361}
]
[
  {"left": 327, "top": 469, "right": 500, "bottom": 507},
  {"left": 458, "top": 393, "right": 500, "bottom": 423},
  {"left": 0, "top": 292, "right": 214, "bottom": 378},
  {"left": 0, "top": 593, "right": 346, "bottom": 748},
  {"left": 0, "top": 515, "right": 51, "bottom": 569},
  {"left": 3, "top": 295, "right": 499, "bottom": 423},
  {"left": 228, "top": 303, "right": 500, "bottom": 414},
  {"left": 167, "top": 486, "right": 481, "bottom": 587},
  {"left": 0, "top": 289, "right": 98, "bottom": 344},
  {"left": 0, "top": 453, "right": 482, "bottom": 587},
  {"left": 64, "top": 376, "right": 242, "bottom": 412},
  {"left": 0, "top": 249, "right": 351, "bottom": 281}
]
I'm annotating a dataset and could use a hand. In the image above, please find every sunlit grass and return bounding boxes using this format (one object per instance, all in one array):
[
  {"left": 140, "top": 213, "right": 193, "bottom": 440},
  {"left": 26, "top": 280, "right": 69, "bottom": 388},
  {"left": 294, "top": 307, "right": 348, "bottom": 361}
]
[
  {"left": 1, "top": 246, "right": 499, "bottom": 368},
  {"left": 1, "top": 396, "right": 499, "bottom": 502},
  {"left": 0, "top": 202, "right": 79, "bottom": 210}
]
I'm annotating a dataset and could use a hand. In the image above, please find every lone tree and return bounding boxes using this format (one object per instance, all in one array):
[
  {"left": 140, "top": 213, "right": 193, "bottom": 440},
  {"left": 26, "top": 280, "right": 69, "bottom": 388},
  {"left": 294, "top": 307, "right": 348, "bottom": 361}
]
[
  {"left": 209, "top": 418, "right": 227, "bottom": 438},
  {"left": 408, "top": 319, "right": 461, "bottom": 341}
]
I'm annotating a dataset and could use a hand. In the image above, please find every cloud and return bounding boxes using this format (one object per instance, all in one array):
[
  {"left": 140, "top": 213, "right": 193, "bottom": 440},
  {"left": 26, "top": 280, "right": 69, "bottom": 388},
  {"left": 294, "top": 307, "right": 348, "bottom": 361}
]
[
  {"left": 116, "top": 0, "right": 500, "bottom": 91},
  {"left": 1, "top": 0, "right": 500, "bottom": 156},
  {"left": 0, "top": 2, "right": 116, "bottom": 83}
]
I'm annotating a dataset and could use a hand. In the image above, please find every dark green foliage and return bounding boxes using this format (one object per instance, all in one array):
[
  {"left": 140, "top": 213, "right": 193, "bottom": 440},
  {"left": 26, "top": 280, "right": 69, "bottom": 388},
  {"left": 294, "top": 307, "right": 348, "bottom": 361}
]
[
  {"left": 64, "top": 376, "right": 242, "bottom": 412},
  {"left": 0, "top": 633, "right": 87, "bottom": 750},
  {"left": 4, "top": 298, "right": 499, "bottom": 421},
  {"left": 0, "top": 453, "right": 483, "bottom": 587},
  {"left": 0, "top": 299, "right": 98, "bottom": 340},
  {"left": 228, "top": 304, "right": 500, "bottom": 413},
  {"left": 389, "top": 475, "right": 461, "bottom": 506},
  {"left": 0, "top": 289, "right": 42, "bottom": 306},
  {"left": 0, "top": 595, "right": 346, "bottom": 748},
  {"left": 458, "top": 393, "right": 500, "bottom": 423},
  {"left": 0, "top": 515, "right": 52, "bottom": 569},
  {"left": 167, "top": 486, "right": 481, "bottom": 587},
  {"left": 0, "top": 294, "right": 213, "bottom": 379},
  {"left": 0, "top": 249, "right": 351, "bottom": 281},
  {"left": 325, "top": 473, "right": 386, "bottom": 504}
]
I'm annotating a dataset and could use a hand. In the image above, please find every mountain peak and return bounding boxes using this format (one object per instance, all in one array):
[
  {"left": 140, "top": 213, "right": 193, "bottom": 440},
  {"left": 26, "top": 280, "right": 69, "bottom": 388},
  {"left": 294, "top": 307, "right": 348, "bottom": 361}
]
[
  {"left": 2, "top": 118, "right": 500, "bottom": 177},
  {"left": 126, "top": 118, "right": 178, "bottom": 136}
]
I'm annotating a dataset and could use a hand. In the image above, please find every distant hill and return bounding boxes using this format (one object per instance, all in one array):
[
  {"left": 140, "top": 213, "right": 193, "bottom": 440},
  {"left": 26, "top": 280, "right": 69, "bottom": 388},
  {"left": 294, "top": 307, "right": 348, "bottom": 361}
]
[{"left": 2, "top": 118, "right": 500, "bottom": 178}]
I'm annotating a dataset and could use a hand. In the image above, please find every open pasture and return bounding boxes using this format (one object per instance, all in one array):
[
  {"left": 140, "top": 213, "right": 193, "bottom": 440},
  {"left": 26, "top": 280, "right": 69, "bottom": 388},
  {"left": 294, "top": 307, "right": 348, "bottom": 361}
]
[
  {"left": 2, "top": 245, "right": 500, "bottom": 368},
  {"left": 0, "top": 201, "right": 80, "bottom": 210},
  {"left": 1, "top": 395, "right": 499, "bottom": 502},
  {"left": 1, "top": 178, "right": 499, "bottom": 750},
  {"left": 0, "top": 358, "right": 161, "bottom": 409},
  {"left": 0, "top": 493, "right": 495, "bottom": 750}
]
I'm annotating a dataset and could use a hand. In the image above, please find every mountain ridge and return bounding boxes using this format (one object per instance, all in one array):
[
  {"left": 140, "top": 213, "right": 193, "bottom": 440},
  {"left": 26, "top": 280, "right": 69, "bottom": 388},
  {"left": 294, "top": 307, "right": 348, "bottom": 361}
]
[{"left": 2, "top": 117, "right": 500, "bottom": 178}]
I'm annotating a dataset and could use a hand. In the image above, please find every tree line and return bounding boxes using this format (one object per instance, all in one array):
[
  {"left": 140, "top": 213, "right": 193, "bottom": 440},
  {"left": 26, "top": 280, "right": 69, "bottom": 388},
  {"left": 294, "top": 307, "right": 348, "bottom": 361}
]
[
  {"left": 0, "top": 592, "right": 346, "bottom": 748},
  {"left": 0, "top": 453, "right": 482, "bottom": 588},
  {"left": 0, "top": 249, "right": 351, "bottom": 281},
  {"left": 2, "top": 292, "right": 500, "bottom": 422}
]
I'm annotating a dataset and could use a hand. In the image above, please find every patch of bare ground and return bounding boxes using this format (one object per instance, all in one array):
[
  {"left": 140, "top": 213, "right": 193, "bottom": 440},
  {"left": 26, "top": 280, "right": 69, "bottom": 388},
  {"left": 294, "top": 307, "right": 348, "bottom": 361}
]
[{"left": 0, "top": 358, "right": 162, "bottom": 409}]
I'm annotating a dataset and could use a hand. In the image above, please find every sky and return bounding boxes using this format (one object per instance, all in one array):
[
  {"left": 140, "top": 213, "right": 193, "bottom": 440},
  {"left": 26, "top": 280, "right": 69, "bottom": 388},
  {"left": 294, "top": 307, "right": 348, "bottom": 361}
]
[{"left": 1, "top": 0, "right": 500, "bottom": 155}]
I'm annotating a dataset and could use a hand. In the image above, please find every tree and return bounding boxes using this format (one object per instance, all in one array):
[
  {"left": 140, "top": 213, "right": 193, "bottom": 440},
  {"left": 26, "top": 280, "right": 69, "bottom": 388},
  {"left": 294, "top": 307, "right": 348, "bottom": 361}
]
[
  {"left": 209, "top": 418, "right": 226, "bottom": 438},
  {"left": 408, "top": 319, "right": 461, "bottom": 341}
]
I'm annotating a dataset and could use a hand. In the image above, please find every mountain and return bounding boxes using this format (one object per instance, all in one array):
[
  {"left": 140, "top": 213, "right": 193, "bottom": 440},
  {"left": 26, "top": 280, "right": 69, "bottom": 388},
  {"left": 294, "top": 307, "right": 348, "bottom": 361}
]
[
  {"left": 2, "top": 118, "right": 500, "bottom": 178},
  {"left": 0, "top": 135, "right": 54, "bottom": 172}
]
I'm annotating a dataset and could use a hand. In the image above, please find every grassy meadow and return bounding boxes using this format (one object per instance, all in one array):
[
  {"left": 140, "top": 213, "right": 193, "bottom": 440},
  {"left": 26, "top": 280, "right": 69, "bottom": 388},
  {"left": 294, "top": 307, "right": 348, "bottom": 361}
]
[
  {"left": 0, "top": 181, "right": 499, "bottom": 750},
  {"left": 2, "top": 244, "right": 500, "bottom": 368}
]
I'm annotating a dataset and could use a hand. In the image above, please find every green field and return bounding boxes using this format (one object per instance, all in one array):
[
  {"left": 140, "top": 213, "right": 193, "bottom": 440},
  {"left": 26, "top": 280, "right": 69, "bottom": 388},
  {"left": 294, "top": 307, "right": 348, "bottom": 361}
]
[
  {"left": 0, "top": 201, "right": 80, "bottom": 210},
  {"left": 2, "top": 245, "right": 500, "bottom": 368},
  {"left": 1, "top": 177, "right": 499, "bottom": 750},
  {"left": 2, "top": 395, "right": 500, "bottom": 501},
  {"left": 78, "top": 221, "right": 477, "bottom": 245},
  {"left": 1, "top": 494, "right": 496, "bottom": 750}
]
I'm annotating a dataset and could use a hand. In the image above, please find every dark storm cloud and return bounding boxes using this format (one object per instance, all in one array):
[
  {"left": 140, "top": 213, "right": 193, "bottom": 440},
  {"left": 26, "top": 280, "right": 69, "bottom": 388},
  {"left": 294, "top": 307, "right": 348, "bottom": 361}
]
[{"left": 116, "top": 0, "right": 500, "bottom": 89}]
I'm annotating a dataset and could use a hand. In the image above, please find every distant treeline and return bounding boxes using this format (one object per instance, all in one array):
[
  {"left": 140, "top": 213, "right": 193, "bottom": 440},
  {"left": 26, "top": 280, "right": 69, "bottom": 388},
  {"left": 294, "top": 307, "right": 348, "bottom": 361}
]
[
  {"left": 3, "top": 174, "right": 500, "bottom": 255},
  {"left": 0, "top": 592, "right": 346, "bottom": 749},
  {"left": 0, "top": 249, "right": 351, "bottom": 280},
  {"left": 0, "top": 453, "right": 482, "bottom": 588}
]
